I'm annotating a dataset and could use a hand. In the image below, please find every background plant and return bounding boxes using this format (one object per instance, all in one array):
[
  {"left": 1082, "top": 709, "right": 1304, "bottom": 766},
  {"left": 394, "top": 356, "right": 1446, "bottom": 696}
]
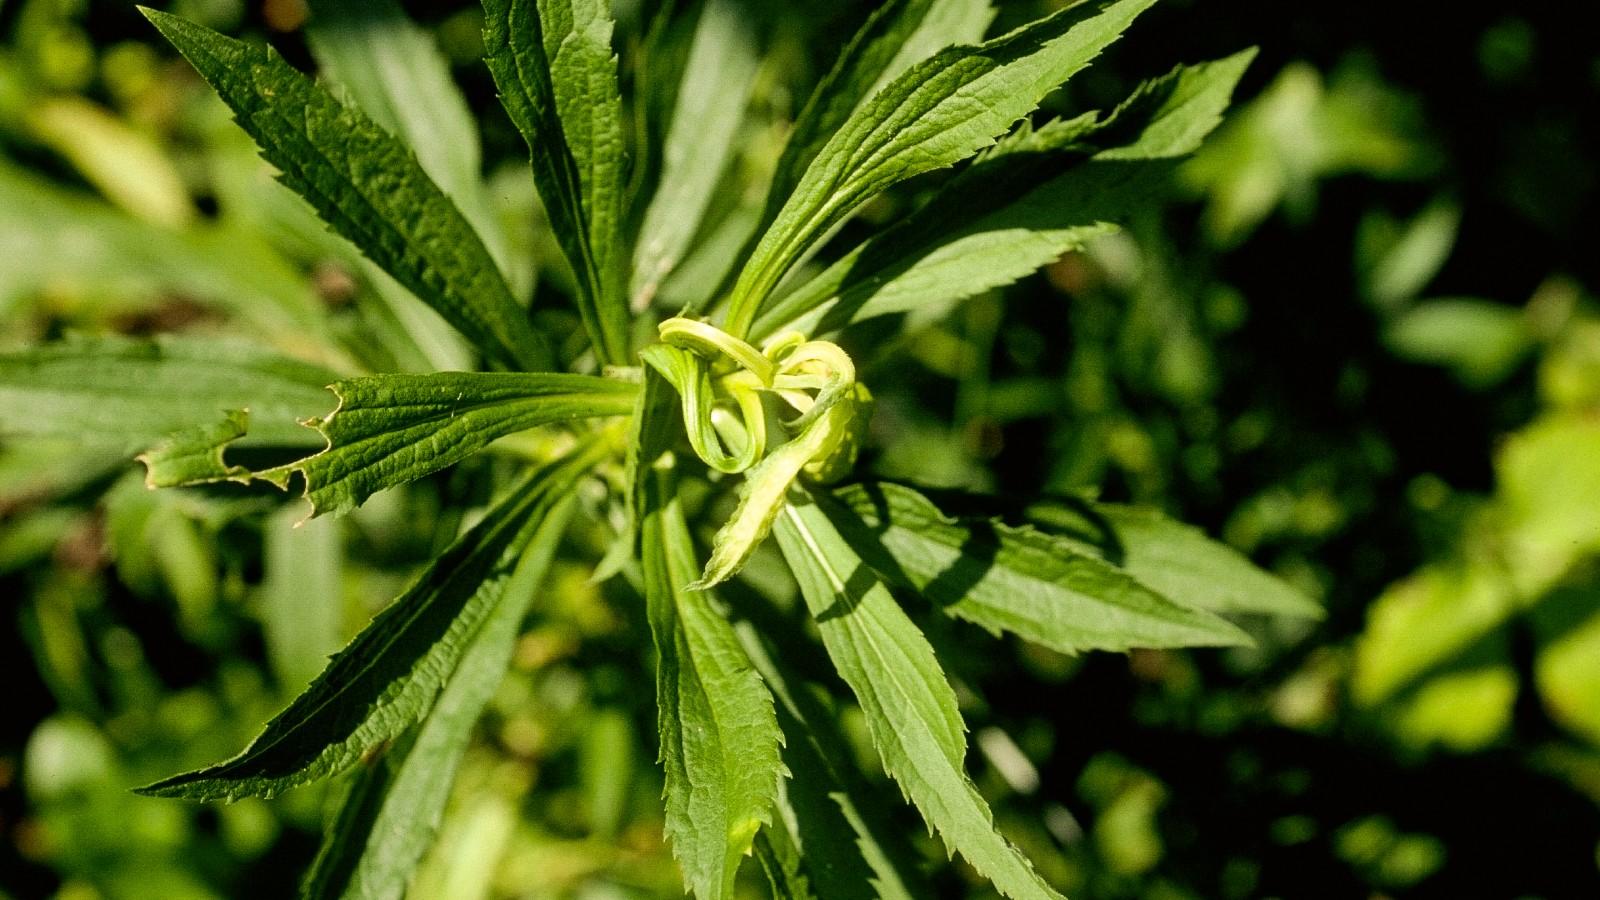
[{"left": 2, "top": 1, "right": 1598, "bottom": 899}]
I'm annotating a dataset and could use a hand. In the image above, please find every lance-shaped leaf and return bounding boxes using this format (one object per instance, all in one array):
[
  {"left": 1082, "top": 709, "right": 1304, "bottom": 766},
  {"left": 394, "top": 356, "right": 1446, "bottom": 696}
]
[
  {"left": 0, "top": 336, "right": 334, "bottom": 454},
  {"left": 306, "top": 0, "right": 500, "bottom": 372},
  {"left": 920, "top": 487, "right": 1323, "bottom": 621},
  {"left": 630, "top": 0, "right": 759, "bottom": 308},
  {"left": 732, "top": 614, "right": 926, "bottom": 900},
  {"left": 755, "top": 49, "right": 1256, "bottom": 339},
  {"left": 303, "top": 496, "right": 574, "bottom": 900},
  {"left": 723, "top": 0, "right": 1160, "bottom": 337},
  {"left": 759, "top": 0, "right": 995, "bottom": 233},
  {"left": 642, "top": 466, "right": 783, "bottom": 899},
  {"left": 141, "top": 9, "right": 549, "bottom": 372},
  {"left": 306, "top": 0, "right": 501, "bottom": 256},
  {"left": 823, "top": 482, "right": 1250, "bottom": 653},
  {"left": 136, "top": 446, "right": 601, "bottom": 801},
  {"left": 260, "top": 372, "right": 637, "bottom": 518},
  {"left": 773, "top": 492, "right": 1063, "bottom": 900},
  {"left": 482, "top": 0, "right": 631, "bottom": 365},
  {"left": 1023, "top": 499, "right": 1324, "bottom": 620},
  {"left": 690, "top": 394, "right": 855, "bottom": 591}
]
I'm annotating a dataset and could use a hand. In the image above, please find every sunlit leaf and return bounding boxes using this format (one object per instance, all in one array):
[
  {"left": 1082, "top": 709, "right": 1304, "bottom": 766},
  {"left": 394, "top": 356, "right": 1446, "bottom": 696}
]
[
  {"left": 481, "top": 0, "right": 632, "bottom": 364},
  {"left": 136, "top": 445, "right": 602, "bottom": 800},
  {"left": 724, "top": 0, "right": 1159, "bottom": 337},
  {"left": 825, "top": 482, "right": 1250, "bottom": 652},
  {"left": 142, "top": 8, "right": 550, "bottom": 371},
  {"left": 756, "top": 49, "right": 1255, "bottom": 338},
  {"left": 642, "top": 465, "right": 783, "bottom": 899},
  {"left": 774, "top": 492, "right": 1063, "bottom": 900},
  {"left": 734, "top": 617, "right": 926, "bottom": 900},
  {"left": 302, "top": 496, "right": 574, "bottom": 900},
  {"left": 260, "top": 372, "right": 637, "bottom": 518},
  {"left": 761, "top": 0, "right": 994, "bottom": 224}
]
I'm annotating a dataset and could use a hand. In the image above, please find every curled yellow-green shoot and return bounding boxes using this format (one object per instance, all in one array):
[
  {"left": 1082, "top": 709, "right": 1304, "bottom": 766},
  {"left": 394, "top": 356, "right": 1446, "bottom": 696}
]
[{"left": 641, "top": 317, "right": 871, "bottom": 588}]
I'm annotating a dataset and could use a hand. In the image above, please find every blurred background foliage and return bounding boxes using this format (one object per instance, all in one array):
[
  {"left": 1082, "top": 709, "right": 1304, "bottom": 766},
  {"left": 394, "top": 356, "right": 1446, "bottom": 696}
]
[{"left": 1, "top": 0, "right": 1598, "bottom": 897}]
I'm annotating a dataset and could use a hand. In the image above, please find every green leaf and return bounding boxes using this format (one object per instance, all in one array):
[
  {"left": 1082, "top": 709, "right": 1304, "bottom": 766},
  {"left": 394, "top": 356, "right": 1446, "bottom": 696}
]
[
  {"left": 761, "top": 0, "right": 994, "bottom": 227},
  {"left": 306, "top": 0, "right": 501, "bottom": 259},
  {"left": 733, "top": 614, "right": 926, "bottom": 900},
  {"left": 302, "top": 496, "right": 574, "bottom": 900},
  {"left": 141, "top": 8, "right": 549, "bottom": 372},
  {"left": 826, "top": 482, "right": 1249, "bottom": 653},
  {"left": 260, "top": 372, "right": 637, "bottom": 518},
  {"left": 630, "top": 0, "right": 759, "bottom": 308},
  {"left": 19, "top": 94, "right": 195, "bottom": 228},
  {"left": 138, "top": 411, "right": 253, "bottom": 488},
  {"left": 642, "top": 465, "right": 783, "bottom": 899},
  {"left": 0, "top": 336, "right": 334, "bottom": 455},
  {"left": 1352, "top": 564, "right": 1514, "bottom": 708},
  {"left": 1095, "top": 48, "right": 1258, "bottom": 161},
  {"left": 481, "top": 0, "right": 632, "bottom": 365},
  {"left": 1497, "top": 414, "right": 1600, "bottom": 597},
  {"left": 136, "top": 445, "right": 602, "bottom": 801},
  {"left": 593, "top": 364, "right": 677, "bottom": 583},
  {"left": 723, "top": 0, "right": 1160, "bottom": 337},
  {"left": 1023, "top": 497, "right": 1325, "bottom": 621},
  {"left": 773, "top": 491, "right": 1063, "bottom": 900},
  {"left": 305, "top": 0, "right": 498, "bottom": 372},
  {"left": 1360, "top": 198, "right": 1460, "bottom": 310},
  {"left": 755, "top": 49, "right": 1255, "bottom": 338}
]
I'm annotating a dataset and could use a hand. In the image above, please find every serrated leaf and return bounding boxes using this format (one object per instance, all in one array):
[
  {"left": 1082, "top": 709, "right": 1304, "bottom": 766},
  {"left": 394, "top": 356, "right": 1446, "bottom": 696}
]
[
  {"left": 136, "top": 445, "right": 601, "bottom": 801},
  {"left": 825, "top": 482, "right": 1250, "bottom": 653},
  {"left": 482, "top": 0, "right": 631, "bottom": 365},
  {"left": 1023, "top": 497, "right": 1324, "bottom": 621},
  {"left": 306, "top": 0, "right": 501, "bottom": 257},
  {"left": 305, "top": 0, "right": 498, "bottom": 372},
  {"left": 141, "top": 8, "right": 549, "bottom": 372},
  {"left": 642, "top": 465, "right": 783, "bottom": 899},
  {"left": 138, "top": 411, "right": 252, "bottom": 488},
  {"left": 0, "top": 336, "right": 334, "bottom": 455},
  {"left": 1095, "top": 48, "right": 1257, "bottom": 161},
  {"left": 761, "top": 0, "right": 994, "bottom": 227},
  {"left": 756, "top": 49, "right": 1255, "bottom": 338},
  {"left": 773, "top": 491, "right": 1063, "bottom": 900},
  {"left": 260, "top": 372, "right": 636, "bottom": 518},
  {"left": 630, "top": 0, "right": 759, "bottom": 308},
  {"left": 733, "top": 615, "right": 926, "bottom": 900},
  {"left": 302, "top": 496, "right": 573, "bottom": 900},
  {"left": 901, "top": 487, "right": 1323, "bottom": 622},
  {"left": 723, "top": 0, "right": 1159, "bottom": 337}
]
